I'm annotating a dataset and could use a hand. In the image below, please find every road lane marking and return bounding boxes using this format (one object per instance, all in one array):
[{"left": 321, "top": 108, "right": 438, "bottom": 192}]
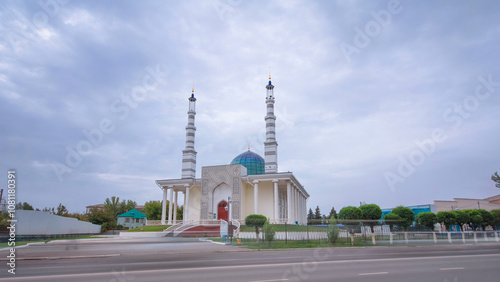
[
  {"left": 358, "top": 272, "right": 388, "bottom": 276},
  {"left": 249, "top": 279, "right": 289, "bottom": 282},
  {"left": 0, "top": 254, "right": 120, "bottom": 261},
  {"left": 1, "top": 253, "right": 498, "bottom": 281},
  {"left": 440, "top": 267, "right": 465, "bottom": 270}
]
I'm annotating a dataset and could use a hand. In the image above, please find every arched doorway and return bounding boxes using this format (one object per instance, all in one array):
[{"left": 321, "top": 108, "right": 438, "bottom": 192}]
[{"left": 217, "top": 200, "right": 228, "bottom": 221}]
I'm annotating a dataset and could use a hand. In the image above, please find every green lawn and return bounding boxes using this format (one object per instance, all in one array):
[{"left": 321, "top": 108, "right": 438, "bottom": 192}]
[
  {"left": 211, "top": 236, "right": 373, "bottom": 249},
  {"left": 0, "top": 235, "right": 100, "bottom": 248},
  {"left": 239, "top": 224, "right": 327, "bottom": 232},
  {"left": 125, "top": 225, "right": 170, "bottom": 232}
]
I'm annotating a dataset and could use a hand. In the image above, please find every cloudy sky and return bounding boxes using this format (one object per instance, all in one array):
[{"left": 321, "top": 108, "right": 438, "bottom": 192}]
[{"left": 1, "top": 0, "right": 499, "bottom": 214}]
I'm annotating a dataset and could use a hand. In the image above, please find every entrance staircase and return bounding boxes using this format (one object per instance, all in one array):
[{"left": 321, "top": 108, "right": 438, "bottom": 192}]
[{"left": 163, "top": 220, "right": 240, "bottom": 238}]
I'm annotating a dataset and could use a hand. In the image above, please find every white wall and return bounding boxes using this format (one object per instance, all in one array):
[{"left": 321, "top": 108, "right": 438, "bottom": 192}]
[{"left": 16, "top": 210, "right": 101, "bottom": 235}]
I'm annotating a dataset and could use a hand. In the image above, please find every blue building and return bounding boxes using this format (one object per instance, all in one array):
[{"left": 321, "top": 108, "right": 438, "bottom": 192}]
[{"left": 382, "top": 204, "right": 437, "bottom": 219}]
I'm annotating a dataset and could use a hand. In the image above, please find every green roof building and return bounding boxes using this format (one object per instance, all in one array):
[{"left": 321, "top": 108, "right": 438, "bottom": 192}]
[{"left": 117, "top": 209, "right": 147, "bottom": 229}]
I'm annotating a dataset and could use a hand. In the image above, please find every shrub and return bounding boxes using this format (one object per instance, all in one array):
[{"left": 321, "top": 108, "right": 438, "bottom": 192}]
[
  {"left": 417, "top": 212, "right": 437, "bottom": 231},
  {"left": 262, "top": 221, "right": 275, "bottom": 245},
  {"left": 384, "top": 213, "right": 401, "bottom": 231},
  {"left": 463, "top": 209, "right": 483, "bottom": 230},
  {"left": 245, "top": 214, "right": 267, "bottom": 242},
  {"left": 359, "top": 204, "right": 382, "bottom": 232},
  {"left": 327, "top": 218, "right": 340, "bottom": 244},
  {"left": 452, "top": 210, "right": 469, "bottom": 231},
  {"left": 390, "top": 206, "right": 415, "bottom": 230},
  {"left": 436, "top": 211, "right": 456, "bottom": 231}
]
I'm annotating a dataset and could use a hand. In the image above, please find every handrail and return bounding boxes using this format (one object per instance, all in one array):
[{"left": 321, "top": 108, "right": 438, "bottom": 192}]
[
  {"left": 163, "top": 222, "right": 184, "bottom": 235},
  {"left": 164, "top": 220, "right": 223, "bottom": 236},
  {"left": 232, "top": 219, "right": 241, "bottom": 238}
]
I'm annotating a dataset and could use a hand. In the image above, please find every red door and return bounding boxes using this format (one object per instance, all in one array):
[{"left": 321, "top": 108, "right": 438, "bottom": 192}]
[{"left": 217, "top": 200, "right": 228, "bottom": 221}]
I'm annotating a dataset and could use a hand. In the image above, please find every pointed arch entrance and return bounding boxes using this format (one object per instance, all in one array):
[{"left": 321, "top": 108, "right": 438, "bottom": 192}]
[{"left": 217, "top": 200, "right": 228, "bottom": 221}]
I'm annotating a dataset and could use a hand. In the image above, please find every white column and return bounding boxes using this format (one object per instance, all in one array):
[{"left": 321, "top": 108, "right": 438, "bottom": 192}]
[
  {"left": 161, "top": 188, "right": 167, "bottom": 225},
  {"left": 294, "top": 187, "right": 298, "bottom": 224},
  {"left": 184, "top": 185, "right": 190, "bottom": 222},
  {"left": 254, "top": 181, "right": 259, "bottom": 214},
  {"left": 273, "top": 180, "right": 279, "bottom": 223},
  {"left": 287, "top": 182, "right": 292, "bottom": 224},
  {"left": 292, "top": 185, "right": 296, "bottom": 223},
  {"left": 182, "top": 191, "right": 186, "bottom": 222},
  {"left": 228, "top": 198, "right": 232, "bottom": 221},
  {"left": 303, "top": 196, "right": 306, "bottom": 224},
  {"left": 173, "top": 190, "right": 178, "bottom": 224},
  {"left": 298, "top": 193, "right": 302, "bottom": 224},
  {"left": 303, "top": 195, "right": 306, "bottom": 224},
  {"left": 167, "top": 187, "right": 173, "bottom": 225}
]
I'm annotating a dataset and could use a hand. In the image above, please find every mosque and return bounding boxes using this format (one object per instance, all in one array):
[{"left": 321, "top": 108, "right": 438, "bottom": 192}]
[{"left": 155, "top": 76, "right": 309, "bottom": 225}]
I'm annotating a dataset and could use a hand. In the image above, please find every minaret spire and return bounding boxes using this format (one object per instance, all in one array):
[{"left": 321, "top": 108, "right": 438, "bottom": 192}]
[
  {"left": 182, "top": 86, "right": 197, "bottom": 179},
  {"left": 264, "top": 74, "right": 278, "bottom": 173}
]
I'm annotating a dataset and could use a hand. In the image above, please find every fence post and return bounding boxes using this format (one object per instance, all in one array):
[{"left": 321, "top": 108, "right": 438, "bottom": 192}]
[
  {"left": 390, "top": 232, "right": 393, "bottom": 244},
  {"left": 285, "top": 222, "right": 287, "bottom": 244},
  {"left": 484, "top": 231, "right": 488, "bottom": 242},
  {"left": 307, "top": 223, "right": 309, "bottom": 243},
  {"left": 433, "top": 232, "right": 437, "bottom": 243},
  {"left": 404, "top": 232, "right": 408, "bottom": 244},
  {"left": 462, "top": 232, "right": 466, "bottom": 244},
  {"left": 474, "top": 232, "right": 478, "bottom": 243},
  {"left": 447, "top": 232, "right": 452, "bottom": 243},
  {"left": 495, "top": 231, "right": 499, "bottom": 242}
]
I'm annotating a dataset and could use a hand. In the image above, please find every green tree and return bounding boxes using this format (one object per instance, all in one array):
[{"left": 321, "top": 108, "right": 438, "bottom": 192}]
[
  {"left": 384, "top": 213, "right": 401, "bottom": 231},
  {"left": 338, "top": 206, "right": 363, "bottom": 222},
  {"left": 15, "top": 202, "right": 34, "bottom": 210},
  {"left": 338, "top": 206, "right": 362, "bottom": 233},
  {"left": 176, "top": 205, "right": 184, "bottom": 220},
  {"left": 143, "top": 200, "right": 164, "bottom": 220},
  {"left": 307, "top": 208, "right": 314, "bottom": 223},
  {"left": 118, "top": 199, "right": 136, "bottom": 215},
  {"left": 463, "top": 209, "right": 483, "bottom": 230},
  {"left": 67, "top": 212, "right": 88, "bottom": 222},
  {"left": 338, "top": 206, "right": 362, "bottom": 245},
  {"left": 477, "top": 209, "right": 494, "bottom": 230},
  {"left": 390, "top": 206, "right": 415, "bottom": 230},
  {"left": 490, "top": 209, "right": 500, "bottom": 227},
  {"left": 452, "top": 210, "right": 470, "bottom": 231},
  {"left": 87, "top": 208, "right": 115, "bottom": 231},
  {"left": 329, "top": 207, "right": 338, "bottom": 219},
  {"left": 56, "top": 203, "right": 69, "bottom": 216},
  {"left": 436, "top": 211, "right": 456, "bottom": 231},
  {"left": 314, "top": 206, "right": 321, "bottom": 220},
  {"left": 245, "top": 214, "right": 267, "bottom": 242},
  {"left": 492, "top": 171, "right": 500, "bottom": 188},
  {"left": 42, "top": 207, "right": 54, "bottom": 214},
  {"left": 104, "top": 196, "right": 120, "bottom": 218},
  {"left": 417, "top": 212, "right": 437, "bottom": 231},
  {"left": 359, "top": 204, "right": 382, "bottom": 232}
]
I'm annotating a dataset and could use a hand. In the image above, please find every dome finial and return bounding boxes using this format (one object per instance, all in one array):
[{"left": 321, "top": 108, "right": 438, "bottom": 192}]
[
  {"left": 248, "top": 142, "right": 251, "bottom": 151},
  {"left": 191, "top": 80, "right": 195, "bottom": 98},
  {"left": 268, "top": 67, "right": 272, "bottom": 85}
]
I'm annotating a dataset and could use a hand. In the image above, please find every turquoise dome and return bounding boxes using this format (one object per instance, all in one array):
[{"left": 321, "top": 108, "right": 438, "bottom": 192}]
[{"left": 230, "top": 150, "right": 265, "bottom": 175}]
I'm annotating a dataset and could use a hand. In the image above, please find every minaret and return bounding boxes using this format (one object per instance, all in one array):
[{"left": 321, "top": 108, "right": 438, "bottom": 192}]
[
  {"left": 181, "top": 87, "right": 197, "bottom": 179},
  {"left": 264, "top": 74, "right": 278, "bottom": 173}
]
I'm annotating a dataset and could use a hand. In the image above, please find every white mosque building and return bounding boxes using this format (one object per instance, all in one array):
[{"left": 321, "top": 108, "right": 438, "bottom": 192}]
[{"left": 155, "top": 76, "right": 309, "bottom": 225}]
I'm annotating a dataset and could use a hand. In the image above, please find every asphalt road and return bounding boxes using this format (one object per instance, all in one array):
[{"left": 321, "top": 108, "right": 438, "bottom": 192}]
[{"left": 1, "top": 237, "right": 499, "bottom": 281}]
